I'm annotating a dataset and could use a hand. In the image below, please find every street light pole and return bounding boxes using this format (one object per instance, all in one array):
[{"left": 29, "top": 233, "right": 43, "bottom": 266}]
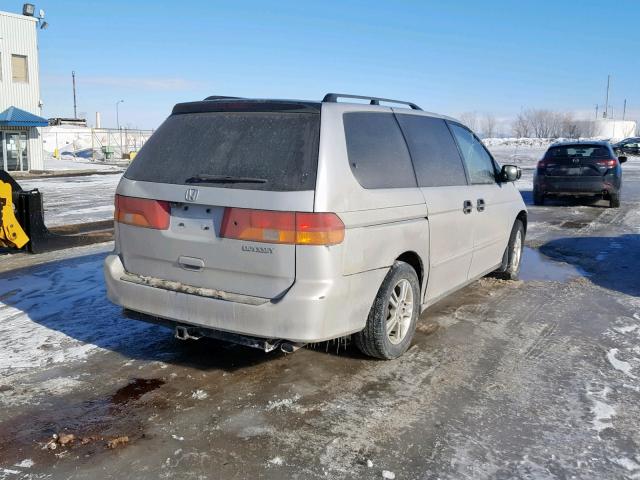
[
  {"left": 115, "top": 100, "right": 124, "bottom": 130},
  {"left": 116, "top": 100, "right": 124, "bottom": 159}
]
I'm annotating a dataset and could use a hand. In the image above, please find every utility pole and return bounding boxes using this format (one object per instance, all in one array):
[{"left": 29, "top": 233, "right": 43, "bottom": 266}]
[
  {"left": 72, "top": 71, "right": 77, "bottom": 119},
  {"left": 604, "top": 74, "right": 610, "bottom": 118},
  {"left": 622, "top": 99, "right": 627, "bottom": 120}
]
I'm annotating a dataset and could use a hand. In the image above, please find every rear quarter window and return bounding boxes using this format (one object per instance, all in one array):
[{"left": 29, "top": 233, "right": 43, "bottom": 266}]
[
  {"left": 343, "top": 112, "right": 417, "bottom": 189},
  {"left": 124, "top": 111, "right": 320, "bottom": 191}
]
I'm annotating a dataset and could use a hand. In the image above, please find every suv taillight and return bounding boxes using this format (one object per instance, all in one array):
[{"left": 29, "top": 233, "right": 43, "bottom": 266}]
[
  {"left": 220, "top": 208, "right": 344, "bottom": 245},
  {"left": 596, "top": 158, "right": 618, "bottom": 168},
  {"left": 115, "top": 195, "right": 170, "bottom": 230}
]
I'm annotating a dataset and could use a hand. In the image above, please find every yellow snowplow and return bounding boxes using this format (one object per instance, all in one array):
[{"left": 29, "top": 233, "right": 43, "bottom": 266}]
[
  {"left": 0, "top": 177, "right": 29, "bottom": 249},
  {"left": 0, "top": 169, "right": 113, "bottom": 253}
]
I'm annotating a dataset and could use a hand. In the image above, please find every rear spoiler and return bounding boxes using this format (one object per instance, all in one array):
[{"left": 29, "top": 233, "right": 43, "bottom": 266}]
[{"left": 172, "top": 99, "right": 321, "bottom": 115}]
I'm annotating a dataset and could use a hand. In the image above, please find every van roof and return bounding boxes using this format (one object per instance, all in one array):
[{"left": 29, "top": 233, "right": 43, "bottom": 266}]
[{"left": 171, "top": 94, "right": 459, "bottom": 124}]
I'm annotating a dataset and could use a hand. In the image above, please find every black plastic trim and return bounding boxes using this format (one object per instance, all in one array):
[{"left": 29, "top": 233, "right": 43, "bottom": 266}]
[{"left": 172, "top": 99, "right": 321, "bottom": 115}]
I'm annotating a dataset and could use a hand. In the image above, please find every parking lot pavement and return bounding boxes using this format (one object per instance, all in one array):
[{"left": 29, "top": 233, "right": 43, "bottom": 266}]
[{"left": 1, "top": 165, "right": 639, "bottom": 479}]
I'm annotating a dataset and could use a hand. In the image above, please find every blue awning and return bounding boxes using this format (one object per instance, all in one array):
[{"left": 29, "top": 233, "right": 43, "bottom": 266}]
[{"left": 0, "top": 106, "right": 48, "bottom": 127}]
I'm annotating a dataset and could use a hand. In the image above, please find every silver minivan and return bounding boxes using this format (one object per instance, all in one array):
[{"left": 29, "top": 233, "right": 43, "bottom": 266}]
[{"left": 104, "top": 94, "right": 527, "bottom": 359}]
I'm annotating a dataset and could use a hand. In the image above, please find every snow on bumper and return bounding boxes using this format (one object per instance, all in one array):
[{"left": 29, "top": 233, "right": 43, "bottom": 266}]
[{"left": 103, "top": 254, "right": 383, "bottom": 343}]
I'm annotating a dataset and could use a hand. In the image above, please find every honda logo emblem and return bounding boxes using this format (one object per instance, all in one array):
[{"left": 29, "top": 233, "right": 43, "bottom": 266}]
[{"left": 185, "top": 188, "right": 199, "bottom": 202}]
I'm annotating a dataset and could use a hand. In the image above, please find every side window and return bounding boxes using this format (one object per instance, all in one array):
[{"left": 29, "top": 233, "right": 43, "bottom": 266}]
[
  {"left": 395, "top": 115, "right": 467, "bottom": 187},
  {"left": 448, "top": 123, "right": 496, "bottom": 184},
  {"left": 343, "top": 112, "right": 417, "bottom": 189}
]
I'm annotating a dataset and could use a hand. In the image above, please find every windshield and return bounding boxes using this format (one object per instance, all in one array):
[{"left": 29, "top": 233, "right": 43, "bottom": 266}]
[{"left": 124, "top": 111, "right": 320, "bottom": 191}]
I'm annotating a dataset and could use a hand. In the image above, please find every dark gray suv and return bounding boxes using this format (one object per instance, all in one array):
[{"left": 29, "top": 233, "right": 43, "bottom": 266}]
[{"left": 533, "top": 141, "right": 626, "bottom": 208}]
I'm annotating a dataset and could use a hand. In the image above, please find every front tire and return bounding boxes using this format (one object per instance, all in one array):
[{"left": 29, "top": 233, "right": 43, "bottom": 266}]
[
  {"left": 495, "top": 219, "right": 525, "bottom": 280},
  {"left": 354, "top": 261, "right": 420, "bottom": 360}
]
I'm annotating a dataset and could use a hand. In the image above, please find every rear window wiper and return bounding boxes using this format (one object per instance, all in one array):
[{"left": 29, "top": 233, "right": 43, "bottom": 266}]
[{"left": 185, "top": 174, "right": 267, "bottom": 184}]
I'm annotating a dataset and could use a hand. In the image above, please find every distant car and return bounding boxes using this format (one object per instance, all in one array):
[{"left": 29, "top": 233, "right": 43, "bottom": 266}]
[
  {"left": 533, "top": 141, "right": 626, "bottom": 208},
  {"left": 612, "top": 137, "right": 640, "bottom": 156}
]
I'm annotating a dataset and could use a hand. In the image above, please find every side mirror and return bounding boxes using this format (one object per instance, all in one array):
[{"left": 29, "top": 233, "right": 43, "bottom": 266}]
[
  {"left": 500, "top": 164, "right": 520, "bottom": 182},
  {"left": 618, "top": 156, "right": 627, "bottom": 164}
]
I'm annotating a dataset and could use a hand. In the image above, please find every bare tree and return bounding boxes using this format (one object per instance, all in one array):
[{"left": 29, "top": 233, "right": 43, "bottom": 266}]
[
  {"left": 512, "top": 108, "right": 597, "bottom": 139},
  {"left": 480, "top": 114, "right": 497, "bottom": 138},
  {"left": 525, "top": 109, "right": 557, "bottom": 138},
  {"left": 458, "top": 112, "right": 479, "bottom": 132},
  {"left": 512, "top": 112, "right": 531, "bottom": 137}
]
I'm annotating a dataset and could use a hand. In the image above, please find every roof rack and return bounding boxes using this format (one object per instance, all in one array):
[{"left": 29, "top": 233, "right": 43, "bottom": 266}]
[
  {"left": 204, "top": 96, "right": 244, "bottom": 101},
  {"left": 322, "top": 93, "right": 422, "bottom": 110}
]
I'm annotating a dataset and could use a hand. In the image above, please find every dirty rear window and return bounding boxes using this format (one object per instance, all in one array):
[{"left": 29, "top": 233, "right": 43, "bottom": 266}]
[
  {"left": 125, "top": 112, "right": 320, "bottom": 191},
  {"left": 545, "top": 145, "right": 611, "bottom": 159}
]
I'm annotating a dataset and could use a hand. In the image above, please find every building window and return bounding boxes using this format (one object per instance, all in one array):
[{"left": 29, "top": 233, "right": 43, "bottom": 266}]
[{"left": 11, "top": 54, "right": 29, "bottom": 83}]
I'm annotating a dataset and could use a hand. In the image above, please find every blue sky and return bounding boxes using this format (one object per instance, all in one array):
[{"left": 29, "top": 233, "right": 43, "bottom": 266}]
[{"left": 5, "top": 0, "right": 639, "bottom": 130}]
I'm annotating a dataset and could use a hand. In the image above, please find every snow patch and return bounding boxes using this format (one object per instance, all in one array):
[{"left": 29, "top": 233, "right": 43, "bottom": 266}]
[
  {"left": 382, "top": 470, "right": 396, "bottom": 479},
  {"left": 611, "top": 456, "right": 640, "bottom": 472},
  {"left": 191, "top": 389, "right": 208, "bottom": 400},
  {"left": 268, "top": 456, "right": 284, "bottom": 466},
  {"left": 266, "top": 394, "right": 302, "bottom": 411},
  {"left": 13, "top": 459, "right": 33, "bottom": 468},
  {"left": 591, "top": 399, "right": 616, "bottom": 433},
  {"left": 614, "top": 325, "right": 638, "bottom": 334},
  {"left": 607, "top": 348, "right": 636, "bottom": 378}
]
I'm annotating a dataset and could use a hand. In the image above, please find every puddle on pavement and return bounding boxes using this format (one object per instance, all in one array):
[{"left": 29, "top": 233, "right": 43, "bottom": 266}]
[
  {"left": 520, "top": 247, "right": 586, "bottom": 282},
  {"left": 0, "top": 378, "right": 166, "bottom": 468},
  {"left": 111, "top": 378, "right": 164, "bottom": 404},
  {"left": 560, "top": 220, "right": 589, "bottom": 229}
]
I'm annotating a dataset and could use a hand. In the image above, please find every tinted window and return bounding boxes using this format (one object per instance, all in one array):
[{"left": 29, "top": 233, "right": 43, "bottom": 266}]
[
  {"left": 545, "top": 145, "right": 611, "bottom": 159},
  {"left": 448, "top": 123, "right": 496, "bottom": 184},
  {"left": 343, "top": 112, "right": 417, "bottom": 189},
  {"left": 396, "top": 115, "right": 467, "bottom": 187},
  {"left": 125, "top": 112, "right": 320, "bottom": 191}
]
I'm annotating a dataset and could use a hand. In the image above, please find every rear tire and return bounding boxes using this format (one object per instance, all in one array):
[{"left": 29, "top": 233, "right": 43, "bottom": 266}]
[
  {"left": 495, "top": 219, "right": 525, "bottom": 281},
  {"left": 609, "top": 193, "right": 620, "bottom": 208},
  {"left": 533, "top": 188, "right": 545, "bottom": 206},
  {"left": 354, "top": 261, "right": 420, "bottom": 360}
]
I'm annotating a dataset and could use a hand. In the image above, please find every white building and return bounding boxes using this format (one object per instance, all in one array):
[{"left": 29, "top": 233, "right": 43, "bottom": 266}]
[{"left": 0, "top": 8, "right": 47, "bottom": 172}]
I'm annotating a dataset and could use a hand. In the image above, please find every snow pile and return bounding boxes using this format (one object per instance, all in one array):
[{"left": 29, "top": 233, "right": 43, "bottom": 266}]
[{"left": 483, "top": 138, "right": 555, "bottom": 148}]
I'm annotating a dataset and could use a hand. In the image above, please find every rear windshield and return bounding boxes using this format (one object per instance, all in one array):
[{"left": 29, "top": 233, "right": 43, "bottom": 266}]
[
  {"left": 545, "top": 145, "right": 611, "bottom": 159},
  {"left": 125, "top": 112, "right": 320, "bottom": 191}
]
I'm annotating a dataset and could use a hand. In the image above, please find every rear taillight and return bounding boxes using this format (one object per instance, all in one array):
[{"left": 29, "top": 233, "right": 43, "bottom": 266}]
[
  {"left": 220, "top": 208, "right": 344, "bottom": 245},
  {"left": 115, "top": 194, "right": 170, "bottom": 230},
  {"left": 596, "top": 159, "right": 618, "bottom": 168}
]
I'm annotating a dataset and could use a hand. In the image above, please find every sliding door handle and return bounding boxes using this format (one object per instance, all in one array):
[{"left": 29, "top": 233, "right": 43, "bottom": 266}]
[
  {"left": 463, "top": 200, "right": 473, "bottom": 214},
  {"left": 477, "top": 199, "right": 486, "bottom": 212}
]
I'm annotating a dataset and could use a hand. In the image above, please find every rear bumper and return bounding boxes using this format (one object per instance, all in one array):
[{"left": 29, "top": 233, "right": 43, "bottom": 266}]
[
  {"left": 536, "top": 175, "right": 620, "bottom": 195},
  {"left": 104, "top": 254, "right": 385, "bottom": 343}
]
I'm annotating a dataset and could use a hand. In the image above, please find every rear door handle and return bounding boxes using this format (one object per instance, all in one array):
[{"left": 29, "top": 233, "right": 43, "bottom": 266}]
[
  {"left": 178, "top": 255, "right": 205, "bottom": 271},
  {"left": 477, "top": 199, "right": 486, "bottom": 212},
  {"left": 463, "top": 200, "right": 473, "bottom": 214}
]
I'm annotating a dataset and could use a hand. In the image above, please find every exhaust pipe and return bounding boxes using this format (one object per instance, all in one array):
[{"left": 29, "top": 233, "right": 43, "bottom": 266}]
[
  {"left": 174, "top": 325, "right": 201, "bottom": 341},
  {"left": 280, "top": 342, "right": 305, "bottom": 353}
]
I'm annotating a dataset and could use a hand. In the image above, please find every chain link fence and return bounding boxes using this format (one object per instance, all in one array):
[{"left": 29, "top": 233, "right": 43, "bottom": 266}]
[{"left": 42, "top": 127, "right": 154, "bottom": 163}]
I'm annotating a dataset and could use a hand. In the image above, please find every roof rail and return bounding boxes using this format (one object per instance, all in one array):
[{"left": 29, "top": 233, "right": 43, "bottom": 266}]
[
  {"left": 322, "top": 93, "right": 422, "bottom": 110},
  {"left": 204, "top": 96, "right": 244, "bottom": 101}
]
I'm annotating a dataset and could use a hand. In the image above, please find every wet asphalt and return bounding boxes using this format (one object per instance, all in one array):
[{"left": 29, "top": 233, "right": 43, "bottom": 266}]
[{"left": 1, "top": 165, "right": 640, "bottom": 479}]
